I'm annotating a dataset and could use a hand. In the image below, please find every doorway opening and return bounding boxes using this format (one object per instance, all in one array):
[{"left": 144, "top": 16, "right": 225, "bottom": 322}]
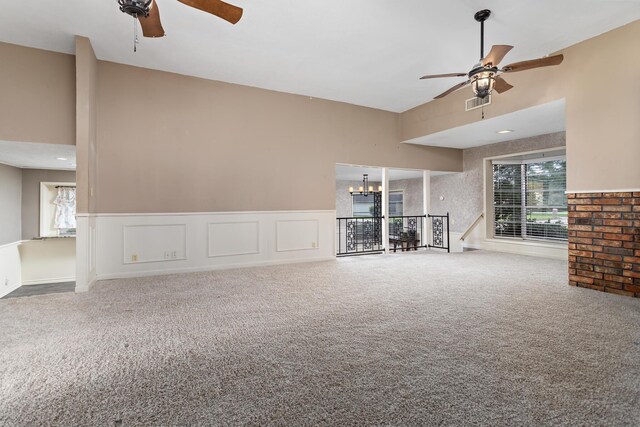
[
  {"left": 335, "top": 164, "right": 450, "bottom": 256},
  {"left": 0, "top": 141, "right": 77, "bottom": 299}
]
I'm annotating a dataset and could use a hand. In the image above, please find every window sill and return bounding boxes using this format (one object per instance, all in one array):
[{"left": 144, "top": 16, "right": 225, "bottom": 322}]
[{"left": 485, "top": 237, "right": 567, "bottom": 249}]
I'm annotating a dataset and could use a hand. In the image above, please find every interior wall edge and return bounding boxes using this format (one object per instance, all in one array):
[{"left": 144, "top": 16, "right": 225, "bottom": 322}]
[{"left": 0, "top": 241, "right": 22, "bottom": 298}]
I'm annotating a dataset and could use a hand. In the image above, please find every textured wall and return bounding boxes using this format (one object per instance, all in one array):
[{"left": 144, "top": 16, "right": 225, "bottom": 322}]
[
  {"left": 388, "top": 178, "right": 423, "bottom": 216},
  {"left": 430, "top": 132, "right": 566, "bottom": 233},
  {"left": 21, "top": 169, "right": 76, "bottom": 240},
  {"left": 0, "top": 163, "right": 22, "bottom": 245}
]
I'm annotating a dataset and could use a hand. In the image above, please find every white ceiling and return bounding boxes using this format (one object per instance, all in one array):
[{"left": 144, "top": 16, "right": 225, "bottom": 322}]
[
  {"left": 0, "top": 141, "right": 76, "bottom": 170},
  {"left": 0, "top": 1, "right": 638, "bottom": 112},
  {"left": 336, "top": 165, "right": 452, "bottom": 182},
  {"left": 405, "top": 99, "right": 566, "bottom": 149}
]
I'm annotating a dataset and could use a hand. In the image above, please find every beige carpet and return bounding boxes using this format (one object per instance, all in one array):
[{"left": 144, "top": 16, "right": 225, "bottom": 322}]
[{"left": 1, "top": 250, "right": 639, "bottom": 426}]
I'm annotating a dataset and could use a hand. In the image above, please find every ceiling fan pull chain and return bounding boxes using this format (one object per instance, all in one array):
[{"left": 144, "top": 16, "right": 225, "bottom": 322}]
[
  {"left": 481, "top": 102, "right": 485, "bottom": 120},
  {"left": 133, "top": 14, "right": 139, "bottom": 53}
]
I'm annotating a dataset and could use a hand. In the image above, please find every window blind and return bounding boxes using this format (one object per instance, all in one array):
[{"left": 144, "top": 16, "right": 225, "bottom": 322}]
[{"left": 492, "top": 158, "right": 567, "bottom": 242}]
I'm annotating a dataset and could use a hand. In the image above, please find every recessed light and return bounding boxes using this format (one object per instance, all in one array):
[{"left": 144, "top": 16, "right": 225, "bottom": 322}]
[
  {"left": 497, "top": 130, "right": 514, "bottom": 134},
  {"left": 56, "top": 157, "right": 68, "bottom": 161}
]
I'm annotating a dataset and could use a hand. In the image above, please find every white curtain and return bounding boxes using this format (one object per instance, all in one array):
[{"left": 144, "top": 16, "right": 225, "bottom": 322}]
[{"left": 54, "top": 186, "right": 76, "bottom": 229}]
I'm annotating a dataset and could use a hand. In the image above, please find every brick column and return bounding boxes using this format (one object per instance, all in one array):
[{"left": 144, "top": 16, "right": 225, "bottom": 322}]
[{"left": 568, "top": 192, "right": 640, "bottom": 297}]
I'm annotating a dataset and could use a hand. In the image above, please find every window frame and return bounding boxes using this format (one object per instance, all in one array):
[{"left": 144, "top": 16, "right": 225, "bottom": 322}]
[
  {"left": 39, "top": 181, "right": 77, "bottom": 238},
  {"left": 388, "top": 190, "right": 404, "bottom": 217},
  {"left": 483, "top": 147, "right": 568, "bottom": 248}
]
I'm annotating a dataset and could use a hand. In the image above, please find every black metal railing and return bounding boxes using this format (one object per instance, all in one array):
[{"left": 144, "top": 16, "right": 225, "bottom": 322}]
[
  {"left": 428, "top": 212, "right": 450, "bottom": 252},
  {"left": 336, "top": 216, "right": 384, "bottom": 256},
  {"left": 336, "top": 213, "right": 451, "bottom": 256},
  {"left": 388, "top": 215, "right": 427, "bottom": 252}
]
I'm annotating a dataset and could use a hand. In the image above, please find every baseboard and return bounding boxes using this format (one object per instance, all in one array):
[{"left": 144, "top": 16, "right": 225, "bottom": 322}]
[
  {"left": 96, "top": 256, "right": 336, "bottom": 281},
  {"left": 462, "top": 242, "right": 483, "bottom": 250},
  {"left": 22, "top": 277, "right": 75, "bottom": 286},
  {"left": 75, "top": 278, "right": 96, "bottom": 293},
  {"left": 463, "top": 239, "right": 567, "bottom": 260}
]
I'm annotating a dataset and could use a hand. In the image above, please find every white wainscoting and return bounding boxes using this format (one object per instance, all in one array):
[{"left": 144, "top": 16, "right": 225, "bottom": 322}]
[
  {"left": 123, "top": 224, "right": 187, "bottom": 264},
  {"left": 92, "top": 211, "right": 336, "bottom": 282},
  {"left": 208, "top": 221, "right": 260, "bottom": 258},
  {"left": 76, "top": 215, "right": 97, "bottom": 292},
  {"left": 0, "top": 241, "right": 22, "bottom": 298},
  {"left": 276, "top": 219, "right": 319, "bottom": 252}
]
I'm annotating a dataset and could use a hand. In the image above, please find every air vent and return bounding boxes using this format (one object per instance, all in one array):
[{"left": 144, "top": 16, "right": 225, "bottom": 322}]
[{"left": 465, "top": 95, "right": 491, "bottom": 111}]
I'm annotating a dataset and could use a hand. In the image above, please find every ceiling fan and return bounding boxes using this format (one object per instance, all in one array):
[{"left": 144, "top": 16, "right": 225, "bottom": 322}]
[
  {"left": 118, "top": 0, "right": 243, "bottom": 49},
  {"left": 420, "top": 9, "right": 564, "bottom": 100}
]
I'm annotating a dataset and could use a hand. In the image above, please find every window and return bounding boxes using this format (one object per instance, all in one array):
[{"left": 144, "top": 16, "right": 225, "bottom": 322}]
[
  {"left": 39, "top": 182, "right": 77, "bottom": 237},
  {"left": 493, "top": 157, "right": 567, "bottom": 241},
  {"left": 351, "top": 191, "right": 402, "bottom": 217},
  {"left": 352, "top": 194, "right": 375, "bottom": 217},
  {"left": 389, "top": 191, "right": 404, "bottom": 217}
]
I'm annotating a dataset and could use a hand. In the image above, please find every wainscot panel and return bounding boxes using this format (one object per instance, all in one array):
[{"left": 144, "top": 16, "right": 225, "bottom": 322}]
[{"left": 94, "top": 211, "right": 336, "bottom": 281}]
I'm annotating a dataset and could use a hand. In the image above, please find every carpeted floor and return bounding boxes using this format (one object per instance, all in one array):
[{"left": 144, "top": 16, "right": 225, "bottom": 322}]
[{"left": 1, "top": 250, "right": 639, "bottom": 426}]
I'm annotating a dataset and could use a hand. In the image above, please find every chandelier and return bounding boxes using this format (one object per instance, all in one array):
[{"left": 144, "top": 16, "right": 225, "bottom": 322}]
[{"left": 349, "top": 174, "right": 382, "bottom": 197}]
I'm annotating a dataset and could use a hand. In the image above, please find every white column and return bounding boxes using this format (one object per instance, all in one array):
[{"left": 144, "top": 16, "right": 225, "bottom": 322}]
[
  {"left": 423, "top": 170, "right": 431, "bottom": 248},
  {"left": 382, "top": 168, "right": 389, "bottom": 254}
]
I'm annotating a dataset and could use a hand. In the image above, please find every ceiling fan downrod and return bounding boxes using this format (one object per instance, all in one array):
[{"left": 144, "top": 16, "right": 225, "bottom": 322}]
[{"left": 474, "top": 9, "right": 491, "bottom": 61}]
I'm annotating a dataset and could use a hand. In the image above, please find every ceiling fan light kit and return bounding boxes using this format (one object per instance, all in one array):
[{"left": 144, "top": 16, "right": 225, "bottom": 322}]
[{"left": 419, "top": 9, "right": 564, "bottom": 103}]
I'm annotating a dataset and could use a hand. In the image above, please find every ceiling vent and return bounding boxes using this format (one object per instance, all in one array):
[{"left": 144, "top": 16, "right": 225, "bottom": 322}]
[{"left": 465, "top": 95, "right": 491, "bottom": 112}]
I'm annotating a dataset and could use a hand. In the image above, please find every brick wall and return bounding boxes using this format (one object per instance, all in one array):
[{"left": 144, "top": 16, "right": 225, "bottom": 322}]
[{"left": 568, "top": 192, "right": 640, "bottom": 297}]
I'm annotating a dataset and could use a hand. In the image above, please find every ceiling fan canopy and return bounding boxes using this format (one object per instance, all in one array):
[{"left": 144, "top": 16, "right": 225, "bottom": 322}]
[
  {"left": 419, "top": 9, "right": 564, "bottom": 100},
  {"left": 118, "top": 0, "right": 243, "bottom": 43}
]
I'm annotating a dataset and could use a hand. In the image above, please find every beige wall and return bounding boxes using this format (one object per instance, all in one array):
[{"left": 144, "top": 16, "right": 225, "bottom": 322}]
[
  {"left": 21, "top": 169, "right": 76, "bottom": 240},
  {"left": 401, "top": 20, "right": 640, "bottom": 193},
  {"left": 75, "top": 37, "right": 98, "bottom": 214},
  {"left": 0, "top": 163, "right": 22, "bottom": 245},
  {"left": 0, "top": 42, "right": 75, "bottom": 145},
  {"left": 95, "top": 61, "right": 462, "bottom": 213}
]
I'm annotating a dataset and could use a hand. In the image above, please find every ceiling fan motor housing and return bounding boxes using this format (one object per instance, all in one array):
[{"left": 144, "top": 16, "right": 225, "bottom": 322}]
[
  {"left": 469, "top": 66, "right": 498, "bottom": 99},
  {"left": 118, "top": 0, "right": 152, "bottom": 17}
]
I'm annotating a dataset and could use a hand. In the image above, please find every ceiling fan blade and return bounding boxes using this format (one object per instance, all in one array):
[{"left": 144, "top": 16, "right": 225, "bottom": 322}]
[
  {"left": 434, "top": 80, "right": 470, "bottom": 99},
  {"left": 482, "top": 45, "right": 513, "bottom": 67},
  {"left": 420, "top": 72, "right": 467, "bottom": 80},
  {"left": 138, "top": 0, "right": 165, "bottom": 38},
  {"left": 502, "top": 54, "right": 564, "bottom": 73},
  {"left": 177, "top": 0, "right": 243, "bottom": 24},
  {"left": 494, "top": 76, "right": 514, "bottom": 94}
]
